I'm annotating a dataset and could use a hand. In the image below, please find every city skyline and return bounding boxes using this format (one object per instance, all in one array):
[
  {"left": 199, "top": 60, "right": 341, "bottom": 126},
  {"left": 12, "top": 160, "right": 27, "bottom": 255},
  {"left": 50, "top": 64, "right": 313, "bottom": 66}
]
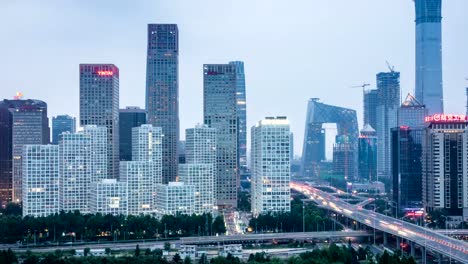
[{"left": 1, "top": 1, "right": 468, "bottom": 156}]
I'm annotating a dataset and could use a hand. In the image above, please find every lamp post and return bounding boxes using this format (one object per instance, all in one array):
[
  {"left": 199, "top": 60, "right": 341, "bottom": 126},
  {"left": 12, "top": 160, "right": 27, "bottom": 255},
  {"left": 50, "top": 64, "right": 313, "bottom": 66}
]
[
  {"left": 440, "top": 215, "right": 451, "bottom": 264},
  {"left": 302, "top": 200, "right": 306, "bottom": 233}
]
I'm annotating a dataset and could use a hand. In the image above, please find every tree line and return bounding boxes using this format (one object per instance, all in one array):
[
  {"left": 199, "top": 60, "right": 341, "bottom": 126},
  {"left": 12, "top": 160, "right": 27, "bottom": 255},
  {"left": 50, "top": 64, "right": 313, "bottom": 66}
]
[
  {"left": 0, "top": 242, "right": 417, "bottom": 264},
  {"left": 0, "top": 209, "right": 226, "bottom": 244},
  {"left": 248, "top": 197, "right": 342, "bottom": 233}
]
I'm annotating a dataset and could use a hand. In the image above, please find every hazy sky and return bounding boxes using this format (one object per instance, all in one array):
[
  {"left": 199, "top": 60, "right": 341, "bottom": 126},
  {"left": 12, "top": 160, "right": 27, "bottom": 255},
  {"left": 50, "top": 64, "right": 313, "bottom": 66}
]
[{"left": 1, "top": 0, "right": 467, "bottom": 156}]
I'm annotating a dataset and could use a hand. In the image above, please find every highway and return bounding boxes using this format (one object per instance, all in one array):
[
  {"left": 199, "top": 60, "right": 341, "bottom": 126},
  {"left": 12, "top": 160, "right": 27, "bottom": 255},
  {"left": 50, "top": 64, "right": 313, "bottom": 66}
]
[
  {"left": 5, "top": 231, "right": 370, "bottom": 253},
  {"left": 179, "top": 231, "right": 370, "bottom": 244},
  {"left": 291, "top": 181, "right": 468, "bottom": 263}
]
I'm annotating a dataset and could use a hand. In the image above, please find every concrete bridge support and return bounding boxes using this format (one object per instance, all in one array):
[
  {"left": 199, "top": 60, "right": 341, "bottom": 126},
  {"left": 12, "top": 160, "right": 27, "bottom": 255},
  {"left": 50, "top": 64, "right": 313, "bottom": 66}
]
[
  {"left": 410, "top": 241, "right": 415, "bottom": 258},
  {"left": 396, "top": 237, "right": 400, "bottom": 250},
  {"left": 383, "top": 232, "right": 388, "bottom": 246},
  {"left": 421, "top": 247, "right": 426, "bottom": 264},
  {"left": 437, "top": 253, "right": 442, "bottom": 264}
]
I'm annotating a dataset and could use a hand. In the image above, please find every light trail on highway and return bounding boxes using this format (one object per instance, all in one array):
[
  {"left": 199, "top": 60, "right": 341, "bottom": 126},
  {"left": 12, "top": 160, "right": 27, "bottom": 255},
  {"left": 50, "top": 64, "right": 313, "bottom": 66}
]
[{"left": 291, "top": 181, "right": 468, "bottom": 263}]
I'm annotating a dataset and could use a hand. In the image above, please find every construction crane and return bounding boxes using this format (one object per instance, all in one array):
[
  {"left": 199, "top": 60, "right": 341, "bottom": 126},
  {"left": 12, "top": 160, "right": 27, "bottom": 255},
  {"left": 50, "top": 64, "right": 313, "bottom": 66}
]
[{"left": 386, "top": 60, "right": 395, "bottom": 73}]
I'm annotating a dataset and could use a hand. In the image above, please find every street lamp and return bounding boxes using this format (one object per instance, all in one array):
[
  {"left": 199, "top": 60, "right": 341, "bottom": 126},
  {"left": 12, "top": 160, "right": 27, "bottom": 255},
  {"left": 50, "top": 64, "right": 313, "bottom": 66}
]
[{"left": 440, "top": 215, "right": 451, "bottom": 264}]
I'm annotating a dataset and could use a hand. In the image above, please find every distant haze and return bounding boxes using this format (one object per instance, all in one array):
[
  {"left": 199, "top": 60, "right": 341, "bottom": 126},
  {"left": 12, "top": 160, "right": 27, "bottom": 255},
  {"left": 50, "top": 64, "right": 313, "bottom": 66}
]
[{"left": 1, "top": 0, "right": 467, "bottom": 156}]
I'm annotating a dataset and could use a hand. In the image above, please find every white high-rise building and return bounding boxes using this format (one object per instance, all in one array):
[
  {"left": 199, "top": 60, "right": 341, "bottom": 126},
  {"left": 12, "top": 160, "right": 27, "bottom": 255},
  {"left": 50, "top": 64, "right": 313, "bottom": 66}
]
[
  {"left": 22, "top": 145, "right": 59, "bottom": 217},
  {"left": 179, "top": 164, "right": 215, "bottom": 214},
  {"left": 155, "top": 182, "right": 195, "bottom": 216},
  {"left": 251, "top": 117, "right": 291, "bottom": 216},
  {"left": 59, "top": 133, "right": 91, "bottom": 213},
  {"left": 83, "top": 125, "right": 108, "bottom": 183},
  {"left": 121, "top": 124, "right": 162, "bottom": 215},
  {"left": 89, "top": 179, "right": 128, "bottom": 216},
  {"left": 179, "top": 125, "right": 217, "bottom": 214},
  {"left": 185, "top": 125, "right": 217, "bottom": 164},
  {"left": 59, "top": 126, "right": 108, "bottom": 213},
  {"left": 132, "top": 125, "right": 163, "bottom": 162},
  {"left": 120, "top": 161, "right": 160, "bottom": 215}
]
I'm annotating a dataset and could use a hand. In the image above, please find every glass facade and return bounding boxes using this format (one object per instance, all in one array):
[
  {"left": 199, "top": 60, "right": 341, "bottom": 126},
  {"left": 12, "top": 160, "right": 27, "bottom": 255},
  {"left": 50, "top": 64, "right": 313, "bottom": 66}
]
[
  {"left": 391, "top": 127, "right": 424, "bottom": 213},
  {"left": 364, "top": 89, "right": 378, "bottom": 130},
  {"left": 414, "top": 0, "right": 443, "bottom": 115},
  {"left": 229, "top": 61, "right": 247, "bottom": 174},
  {"left": 2, "top": 99, "right": 50, "bottom": 203},
  {"left": 203, "top": 63, "right": 239, "bottom": 208},
  {"left": 119, "top": 107, "right": 146, "bottom": 161},
  {"left": 376, "top": 71, "right": 400, "bottom": 179},
  {"left": 358, "top": 126, "right": 377, "bottom": 181},
  {"left": 146, "top": 24, "right": 179, "bottom": 184},
  {"left": 52, "top": 115, "right": 76, "bottom": 144},
  {"left": 79, "top": 64, "right": 120, "bottom": 179}
]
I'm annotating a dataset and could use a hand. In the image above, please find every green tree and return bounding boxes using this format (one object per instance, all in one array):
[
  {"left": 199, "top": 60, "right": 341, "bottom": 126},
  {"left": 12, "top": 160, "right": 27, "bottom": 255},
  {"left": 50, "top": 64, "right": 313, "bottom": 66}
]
[
  {"left": 184, "top": 256, "right": 192, "bottom": 264},
  {"left": 212, "top": 216, "right": 226, "bottom": 234},
  {"left": 135, "top": 244, "right": 141, "bottom": 257},
  {"left": 0, "top": 249, "right": 17, "bottom": 264},
  {"left": 164, "top": 242, "right": 171, "bottom": 251},
  {"left": 2, "top": 203, "right": 22, "bottom": 216},
  {"left": 105, "top": 248, "right": 111, "bottom": 255},
  {"left": 199, "top": 253, "right": 208, "bottom": 264},
  {"left": 145, "top": 248, "right": 152, "bottom": 256},
  {"left": 84, "top": 247, "right": 90, "bottom": 257},
  {"left": 173, "top": 253, "right": 182, "bottom": 263},
  {"left": 23, "top": 255, "right": 39, "bottom": 264}
]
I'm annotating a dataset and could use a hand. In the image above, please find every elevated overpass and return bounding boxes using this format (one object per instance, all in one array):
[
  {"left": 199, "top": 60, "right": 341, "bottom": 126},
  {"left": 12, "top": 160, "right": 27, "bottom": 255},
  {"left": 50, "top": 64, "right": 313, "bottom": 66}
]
[
  {"left": 180, "top": 231, "right": 370, "bottom": 245},
  {"left": 291, "top": 182, "right": 468, "bottom": 263}
]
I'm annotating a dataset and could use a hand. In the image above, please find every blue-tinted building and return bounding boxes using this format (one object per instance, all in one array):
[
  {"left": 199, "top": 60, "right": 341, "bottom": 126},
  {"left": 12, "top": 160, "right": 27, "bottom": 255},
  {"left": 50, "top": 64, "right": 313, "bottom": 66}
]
[
  {"left": 119, "top": 107, "right": 146, "bottom": 161},
  {"left": 392, "top": 127, "right": 424, "bottom": 213},
  {"left": 229, "top": 61, "right": 247, "bottom": 174},
  {"left": 358, "top": 125, "right": 377, "bottom": 182},
  {"left": 52, "top": 115, "right": 76, "bottom": 144},
  {"left": 146, "top": 24, "right": 179, "bottom": 184},
  {"left": 414, "top": 0, "right": 443, "bottom": 115},
  {"left": 204, "top": 63, "right": 238, "bottom": 208},
  {"left": 376, "top": 71, "right": 400, "bottom": 179}
]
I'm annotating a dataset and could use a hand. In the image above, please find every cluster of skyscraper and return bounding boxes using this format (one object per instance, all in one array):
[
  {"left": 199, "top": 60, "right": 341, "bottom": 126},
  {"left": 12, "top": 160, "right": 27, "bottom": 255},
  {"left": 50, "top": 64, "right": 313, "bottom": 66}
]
[
  {"left": 0, "top": 23, "right": 292, "bottom": 218},
  {"left": 299, "top": 0, "right": 467, "bottom": 221}
]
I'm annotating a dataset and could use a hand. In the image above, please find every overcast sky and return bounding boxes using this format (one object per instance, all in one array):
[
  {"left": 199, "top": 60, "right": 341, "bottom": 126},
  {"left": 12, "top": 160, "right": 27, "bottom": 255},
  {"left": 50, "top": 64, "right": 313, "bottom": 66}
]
[{"left": 1, "top": 0, "right": 467, "bottom": 156}]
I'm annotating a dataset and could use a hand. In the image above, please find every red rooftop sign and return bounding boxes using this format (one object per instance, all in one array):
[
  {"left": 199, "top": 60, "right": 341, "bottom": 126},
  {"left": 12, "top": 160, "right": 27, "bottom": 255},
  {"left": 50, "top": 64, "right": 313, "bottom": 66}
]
[
  {"left": 425, "top": 114, "right": 467, "bottom": 123},
  {"left": 97, "top": 70, "right": 114, "bottom": 76}
]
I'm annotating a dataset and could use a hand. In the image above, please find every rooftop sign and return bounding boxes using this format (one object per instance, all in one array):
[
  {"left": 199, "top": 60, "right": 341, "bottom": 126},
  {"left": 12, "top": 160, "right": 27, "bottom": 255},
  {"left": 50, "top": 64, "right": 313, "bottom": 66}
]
[{"left": 425, "top": 114, "right": 467, "bottom": 123}]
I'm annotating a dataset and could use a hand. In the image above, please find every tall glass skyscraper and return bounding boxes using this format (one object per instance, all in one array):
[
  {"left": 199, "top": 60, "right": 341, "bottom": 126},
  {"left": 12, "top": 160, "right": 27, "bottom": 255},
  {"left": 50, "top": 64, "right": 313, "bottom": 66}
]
[
  {"left": 79, "top": 64, "right": 119, "bottom": 179},
  {"left": 119, "top": 107, "right": 146, "bottom": 161},
  {"left": 52, "top": 115, "right": 76, "bottom": 144},
  {"left": 204, "top": 63, "right": 238, "bottom": 208},
  {"left": 414, "top": 0, "right": 443, "bottom": 115},
  {"left": 376, "top": 71, "right": 400, "bottom": 179},
  {"left": 364, "top": 89, "right": 379, "bottom": 130},
  {"left": 229, "top": 61, "right": 247, "bottom": 174},
  {"left": 146, "top": 24, "right": 179, "bottom": 184}
]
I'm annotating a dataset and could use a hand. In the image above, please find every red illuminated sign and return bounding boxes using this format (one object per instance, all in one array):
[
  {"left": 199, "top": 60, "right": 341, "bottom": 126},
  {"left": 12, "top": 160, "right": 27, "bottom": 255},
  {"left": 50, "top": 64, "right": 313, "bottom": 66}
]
[
  {"left": 424, "top": 114, "right": 467, "bottom": 123},
  {"left": 97, "top": 70, "right": 114, "bottom": 76}
]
